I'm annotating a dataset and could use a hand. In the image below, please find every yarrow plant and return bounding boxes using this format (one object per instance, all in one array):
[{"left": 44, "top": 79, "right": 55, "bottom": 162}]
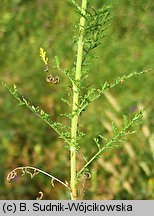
[{"left": 2, "top": 0, "right": 150, "bottom": 200}]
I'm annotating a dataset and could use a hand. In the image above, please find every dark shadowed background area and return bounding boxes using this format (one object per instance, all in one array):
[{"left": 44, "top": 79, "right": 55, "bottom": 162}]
[{"left": 0, "top": 0, "right": 154, "bottom": 199}]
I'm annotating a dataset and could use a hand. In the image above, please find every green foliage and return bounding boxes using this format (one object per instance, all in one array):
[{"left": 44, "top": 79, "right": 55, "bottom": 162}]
[
  {"left": 0, "top": 0, "right": 153, "bottom": 199},
  {"left": 77, "top": 109, "right": 144, "bottom": 177},
  {"left": 2, "top": 82, "right": 72, "bottom": 146},
  {"left": 78, "top": 69, "right": 150, "bottom": 116}
]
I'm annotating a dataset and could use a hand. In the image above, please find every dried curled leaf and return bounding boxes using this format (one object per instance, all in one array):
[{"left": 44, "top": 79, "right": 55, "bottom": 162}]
[
  {"left": 7, "top": 167, "right": 39, "bottom": 182},
  {"left": 6, "top": 166, "right": 71, "bottom": 192},
  {"left": 46, "top": 73, "right": 60, "bottom": 84},
  {"left": 51, "top": 178, "right": 55, "bottom": 187},
  {"left": 7, "top": 170, "right": 17, "bottom": 182},
  {"left": 78, "top": 171, "right": 91, "bottom": 199},
  {"left": 25, "top": 168, "right": 39, "bottom": 178},
  {"left": 36, "top": 191, "right": 44, "bottom": 200},
  {"left": 83, "top": 171, "right": 91, "bottom": 179}
]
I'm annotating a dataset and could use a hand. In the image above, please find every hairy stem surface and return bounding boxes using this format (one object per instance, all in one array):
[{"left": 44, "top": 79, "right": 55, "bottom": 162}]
[{"left": 70, "top": 0, "right": 87, "bottom": 200}]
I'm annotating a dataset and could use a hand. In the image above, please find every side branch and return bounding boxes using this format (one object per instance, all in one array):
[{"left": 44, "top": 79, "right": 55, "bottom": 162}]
[
  {"left": 77, "top": 110, "right": 143, "bottom": 177},
  {"left": 7, "top": 166, "right": 70, "bottom": 190},
  {"left": 78, "top": 69, "right": 151, "bottom": 116},
  {"left": 2, "top": 83, "right": 70, "bottom": 145}
]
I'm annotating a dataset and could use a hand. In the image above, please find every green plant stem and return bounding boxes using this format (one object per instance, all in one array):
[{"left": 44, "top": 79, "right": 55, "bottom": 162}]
[{"left": 70, "top": 0, "right": 87, "bottom": 200}]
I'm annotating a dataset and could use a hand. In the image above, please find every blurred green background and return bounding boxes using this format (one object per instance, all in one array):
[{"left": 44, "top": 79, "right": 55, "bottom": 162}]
[{"left": 0, "top": 0, "right": 154, "bottom": 199}]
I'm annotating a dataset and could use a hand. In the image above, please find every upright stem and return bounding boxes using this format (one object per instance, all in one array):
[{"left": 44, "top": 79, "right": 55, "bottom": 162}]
[{"left": 70, "top": 0, "right": 87, "bottom": 200}]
